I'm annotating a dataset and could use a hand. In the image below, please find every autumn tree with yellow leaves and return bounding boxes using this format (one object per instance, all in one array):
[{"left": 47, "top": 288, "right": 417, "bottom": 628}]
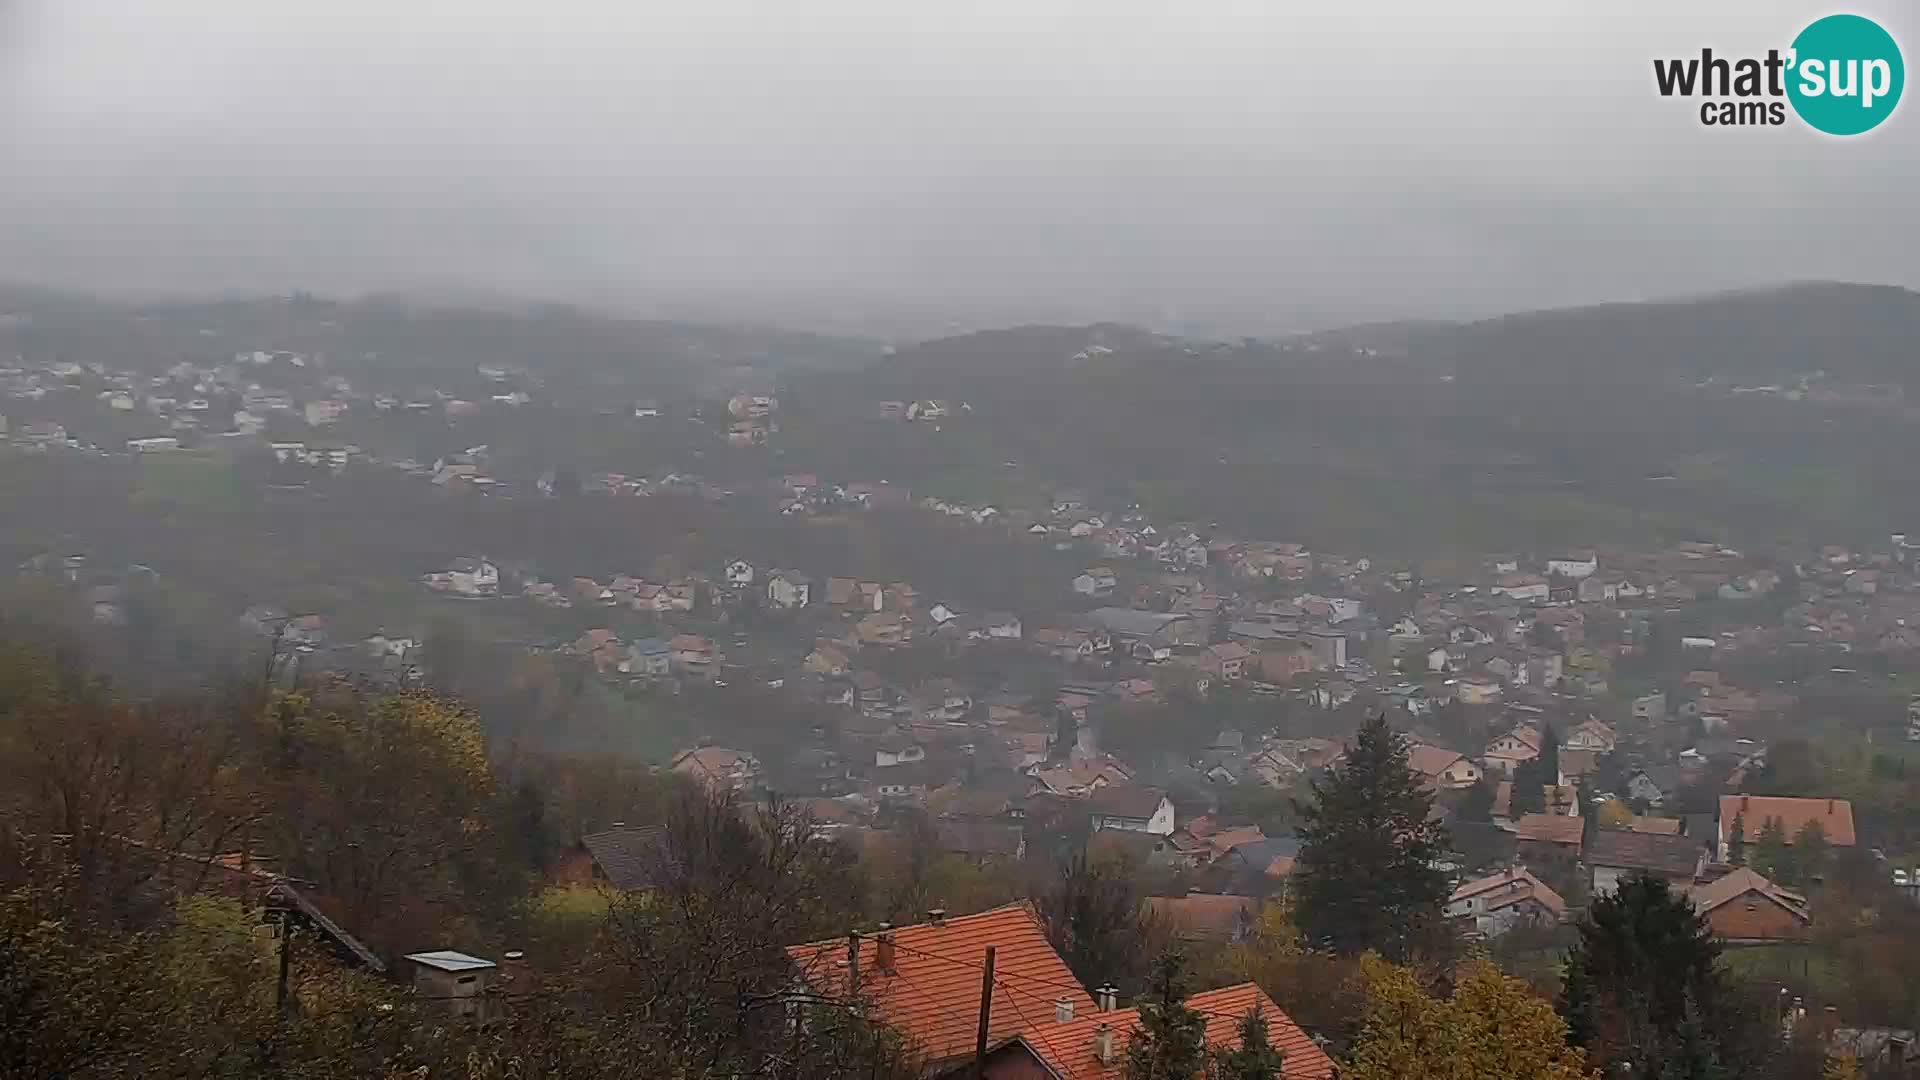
[{"left": 1344, "top": 955, "right": 1598, "bottom": 1080}]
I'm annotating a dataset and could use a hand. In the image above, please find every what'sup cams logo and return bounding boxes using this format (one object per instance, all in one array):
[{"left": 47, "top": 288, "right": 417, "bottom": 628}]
[{"left": 1654, "top": 13, "right": 1904, "bottom": 134}]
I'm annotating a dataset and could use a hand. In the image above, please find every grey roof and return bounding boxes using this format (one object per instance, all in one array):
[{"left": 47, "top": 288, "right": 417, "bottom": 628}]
[
  {"left": 580, "top": 824, "right": 669, "bottom": 890},
  {"left": 1586, "top": 829, "right": 1701, "bottom": 877},
  {"left": 1222, "top": 836, "right": 1301, "bottom": 867},
  {"left": 1084, "top": 608, "right": 1193, "bottom": 638},
  {"left": 1086, "top": 784, "right": 1170, "bottom": 819},
  {"left": 404, "top": 950, "right": 497, "bottom": 973}
]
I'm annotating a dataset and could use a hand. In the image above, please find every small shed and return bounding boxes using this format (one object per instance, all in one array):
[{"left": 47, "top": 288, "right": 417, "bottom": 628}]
[{"left": 403, "top": 950, "right": 498, "bottom": 1022}]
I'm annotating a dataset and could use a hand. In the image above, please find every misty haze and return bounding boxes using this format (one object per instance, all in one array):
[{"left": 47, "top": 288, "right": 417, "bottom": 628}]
[
  {"left": 3, "top": 3, "right": 1920, "bottom": 1079},
  {"left": 2, "top": 0, "right": 1917, "bottom": 332}
]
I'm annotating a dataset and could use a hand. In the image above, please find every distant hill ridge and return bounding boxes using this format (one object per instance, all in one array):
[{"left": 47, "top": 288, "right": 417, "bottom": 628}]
[{"left": 863, "top": 281, "right": 1920, "bottom": 391}]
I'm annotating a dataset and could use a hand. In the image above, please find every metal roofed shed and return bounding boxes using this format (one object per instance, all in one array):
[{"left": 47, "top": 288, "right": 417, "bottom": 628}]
[
  {"left": 403, "top": 951, "right": 500, "bottom": 1022},
  {"left": 404, "top": 950, "right": 498, "bottom": 973}
]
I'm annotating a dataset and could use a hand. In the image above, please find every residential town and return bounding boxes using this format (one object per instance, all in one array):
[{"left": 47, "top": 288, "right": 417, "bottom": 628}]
[{"left": 9, "top": 306, "right": 1920, "bottom": 1078}]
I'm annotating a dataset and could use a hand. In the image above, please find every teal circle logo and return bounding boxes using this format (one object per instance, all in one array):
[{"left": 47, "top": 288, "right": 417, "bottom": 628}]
[{"left": 1787, "top": 14, "right": 1904, "bottom": 135}]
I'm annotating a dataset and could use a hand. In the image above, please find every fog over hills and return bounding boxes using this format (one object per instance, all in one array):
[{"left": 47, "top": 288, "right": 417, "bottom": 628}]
[{"left": 5, "top": 1, "right": 1919, "bottom": 337}]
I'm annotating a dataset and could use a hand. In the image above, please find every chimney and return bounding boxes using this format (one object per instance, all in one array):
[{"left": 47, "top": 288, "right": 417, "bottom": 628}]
[
  {"left": 1827, "top": 799, "right": 1835, "bottom": 813},
  {"left": 1822, "top": 1006, "right": 1840, "bottom": 1038},
  {"left": 1093, "top": 1023, "right": 1114, "bottom": 1064},
  {"left": 1056, "top": 998, "right": 1075, "bottom": 1023},
  {"left": 927, "top": 907, "right": 947, "bottom": 927},
  {"left": 847, "top": 931, "right": 862, "bottom": 994},
  {"left": 1097, "top": 984, "right": 1119, "bottom": 1012},
  {"left": 875, "top": 923, "right": 896, "bottom": 974},
  {"left": 500, "top": 950, "right": 526, "bottom": 985}
]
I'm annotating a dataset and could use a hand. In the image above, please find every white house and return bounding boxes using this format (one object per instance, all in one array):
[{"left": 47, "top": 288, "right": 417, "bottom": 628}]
[
  {"left": 1073, "top": 567, "right": 1118, "bottom": 598},
  {"left": 1578, "top": 577, "right": 1620, "bottom": 603},
  {"left": 621, "top": 638, "right": 672, "bottom": 678},
  {"left": 445, "top": 558, "right": 500, "bottom": 597},
  {"left": 767, "top": 570, "right": 812, "bottom": 609},
  {"left": 1445, "top": 868, "right": 1567, "bottom": 938},
  {"left": 1546, "top": 553, "right": 1598, "bottom": 579},
  {"left": 1456, "top": 677, "right": 1504, "bottom": 706},
  {"left": 1408, "top": 745, "right": 1484, "bottom": 790},
  {"left": 1626, "top": 769, "right": 1669, "bottom": 806},
  {"left": 1086, "top": 786, "right": 1176, "bottom": 836},
  {"left": 982, "top": 612, "right": 1023, "bottom": 640},
  {"left": 1565, "top": 719, "right": 1617, "bottom": 754},
  {"left": 1491, "top": 575, "right": 1551, "bottom": 603},
  {"left": 1481, "top": 726, "right": 1542, "bottom": 777},
  {"left": 874, "top": 739, "right": 928, "bottom": 768}
]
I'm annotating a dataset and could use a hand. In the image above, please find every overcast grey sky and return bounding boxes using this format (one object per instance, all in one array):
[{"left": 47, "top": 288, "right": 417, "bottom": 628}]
[{"left": 2, "top": 0, "right": 1916, "bottom": 334}]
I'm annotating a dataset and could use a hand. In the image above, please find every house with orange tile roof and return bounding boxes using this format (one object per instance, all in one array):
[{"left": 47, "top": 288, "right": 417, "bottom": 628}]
[
  {"left": 787, "top": 904, "right": 1333, "bottom": 1079},
  {"left": 1690, "top": 867, "right": 1811, "bottom": 943},
  {"left": 1201, "top": 826, "right": 1268, "bottom": 860},
  {"left": 1565, "top": 718, "right": 1617, "bottom": 753},
  {"left": 1407, "top": 744, "right": 1483, "bottom": 791},
  {"left": 1716, "top": 794, "right": 1856, "bottom": 862},
  {"left": 1145, "top": 893, "right": 1258, "bottom": 943},
  {"left": 1014, "top": 981, "right": 1335, "bottom": 1080},
  {"left": 1027, "top": 758, "right": 1132, "bottom": 799},
  {"left": 788, "top": 904, "right": 1088, "bottom": 1075},
  {"left": 1481, "top": 725, "right": 1542, "bottom": 777}
]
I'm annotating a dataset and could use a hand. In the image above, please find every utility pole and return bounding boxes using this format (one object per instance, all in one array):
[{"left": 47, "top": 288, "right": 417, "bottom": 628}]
[
  {"left": 275, "top": 909, "right": 294, "bottom": 1015},
  {"left": 847, "top": 930, "right": 861, "bottom": 1003},
  {"left": 973, "top": 945, "right": 996, "bottom": 1080}
]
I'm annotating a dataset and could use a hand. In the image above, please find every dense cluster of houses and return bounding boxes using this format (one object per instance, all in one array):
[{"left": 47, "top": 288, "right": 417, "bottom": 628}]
[{"left": 1444, "top": 791, "right": 1852, "bottom": 947}]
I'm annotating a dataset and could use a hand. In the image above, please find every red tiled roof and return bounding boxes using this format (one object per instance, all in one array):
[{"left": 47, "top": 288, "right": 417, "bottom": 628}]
[
  {"left": 1690, "top": 867, "right": 1810, "bottom": 925},
  {"left": 1489, "top": 725, "right": 1543, "bottom": 754},
  {"left": 1205, "top": 827, "right": 1267, "bottom": 856},
  {"left": 788, "top": 903, "right": 1091, "bottom": 1069},
  {"left": 1036, "top": 982, "right": 1334, "bottom": 1080},
  {"left": 789, "top": 909, "right": 1333, "bottom": 1079},
  {"left": 1718, "top": 795, "right": 1857, "bottom": 847},
  {"left": 1145, "top": 893, "right": 1255, "bottom": 941},
  {"left": 1406, "top": 744, "right": 1467, "bottom": 779}
]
